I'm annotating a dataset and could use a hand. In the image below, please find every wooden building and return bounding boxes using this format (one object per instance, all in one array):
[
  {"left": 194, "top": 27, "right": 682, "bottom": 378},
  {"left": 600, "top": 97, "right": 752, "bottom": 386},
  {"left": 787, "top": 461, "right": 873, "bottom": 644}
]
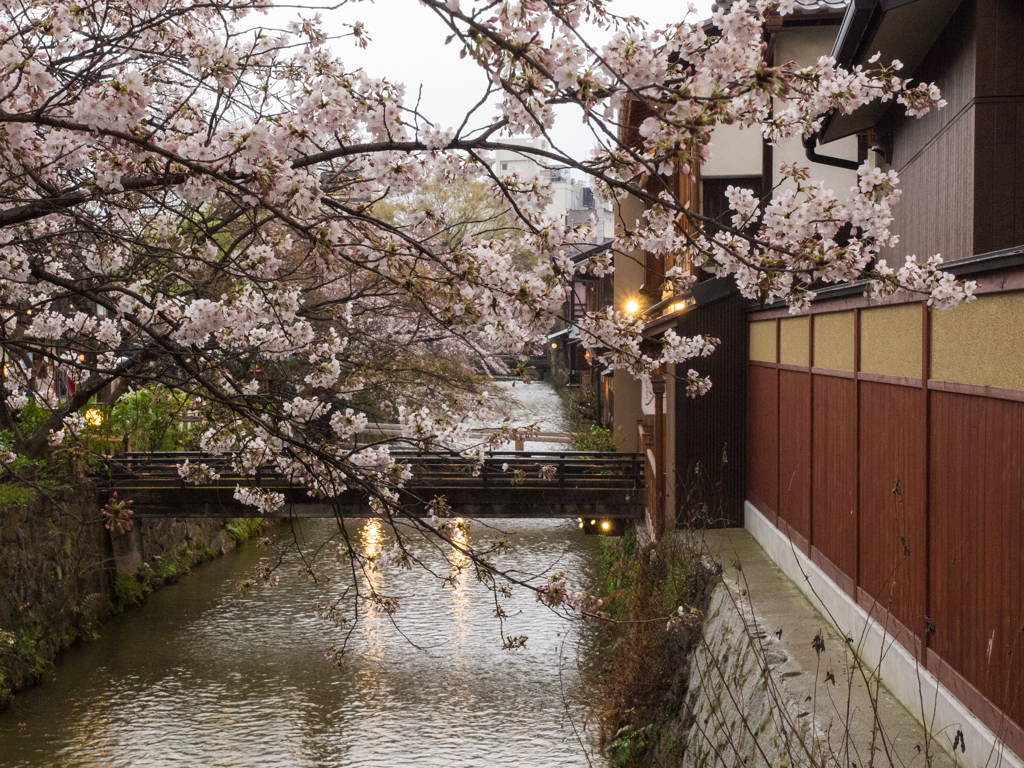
[
  {"left": 611, "top": 0, "right": 856, "bottom": 532},
  {"left": 745, "top": 0, "right": 1024, "bottom": 762}
]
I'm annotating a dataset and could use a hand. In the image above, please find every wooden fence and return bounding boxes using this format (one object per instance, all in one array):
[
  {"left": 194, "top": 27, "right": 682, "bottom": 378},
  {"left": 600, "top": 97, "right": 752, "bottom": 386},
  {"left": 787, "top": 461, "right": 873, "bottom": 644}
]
[{"left": 747, "top": 301, "right": 1024, "bottom": 754}]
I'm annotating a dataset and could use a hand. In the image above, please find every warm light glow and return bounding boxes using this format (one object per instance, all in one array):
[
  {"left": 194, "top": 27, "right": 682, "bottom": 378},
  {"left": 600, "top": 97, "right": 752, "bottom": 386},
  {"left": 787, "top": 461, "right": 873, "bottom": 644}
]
[
  {"left": 551, "top": 342, "right": 557, "bottom": 349},
  {"left": 590, "top": 519, "right": 596, "bottom": 525},
  {"left": 85, "top": 408, "right": 104, "bottom": 427},
  {"left": 667, "top": 302, "right": 686, "bottom": 314},
  {"left": 360, "top": 519, "right": 385, "bottom": 591},
  {"left": 25, "top": 309, "right": 31, "bottom": 315},
  {"left": 450, "top": 517, "right": 470, "bottom": 568},
  {"left": 601, "top": 521, "right": 610, "bottom": 531},
  {"left": 625, "top": 299, "right": 639, "bottom": 315},
  {"left": 78, "top": 354, "right": 86, "bottom": 362},
  {"left": 361, "top": 518, "right": 384, "bottom": 556}
]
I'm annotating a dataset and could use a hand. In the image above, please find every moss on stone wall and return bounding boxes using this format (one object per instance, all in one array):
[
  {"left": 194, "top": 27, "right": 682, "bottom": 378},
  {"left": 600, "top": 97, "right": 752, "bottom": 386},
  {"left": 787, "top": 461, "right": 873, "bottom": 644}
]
[{"left": 0, "top": 484, "right": 267, "bottom": 709}]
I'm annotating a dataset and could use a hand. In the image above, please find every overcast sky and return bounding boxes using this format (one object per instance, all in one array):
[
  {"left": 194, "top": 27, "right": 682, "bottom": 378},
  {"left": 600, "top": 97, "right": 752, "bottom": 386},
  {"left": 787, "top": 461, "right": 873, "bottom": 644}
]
[{"left": 263, "top": 0, "right": 719, "bottom": 161}]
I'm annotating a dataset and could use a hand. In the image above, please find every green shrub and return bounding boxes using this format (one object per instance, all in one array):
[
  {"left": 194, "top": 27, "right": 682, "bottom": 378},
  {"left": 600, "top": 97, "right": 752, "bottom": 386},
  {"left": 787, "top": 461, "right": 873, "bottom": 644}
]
[
  {"left": 14, "top": 400, "right": 50, "bottom": 441},
  {"left": 571, "top": 424, "right": 616, "bottom": 452},
  {"left": 154, "top": 555, "right": 177, "bottom": 583},
  {"left": 226, "top": 518, "right": 267, "bottom": 542},
  {"left": 110, "top": 385, "right": 196, "bottom": 452},
  {"left": 0, "top": 483, "right": 34, "bottom": 507},
  {"left": 113, "top": 575, "right": 144, "bottom": 610},
  {"left": 593, "top": 531, "right": 716, "bottom": 767}
]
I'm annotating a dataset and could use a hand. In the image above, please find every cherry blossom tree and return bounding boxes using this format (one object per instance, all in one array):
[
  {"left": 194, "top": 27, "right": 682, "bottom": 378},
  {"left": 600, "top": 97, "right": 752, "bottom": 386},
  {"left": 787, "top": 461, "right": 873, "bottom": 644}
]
[{"left": 0, "top": 0, "right": 966, "bottom": 631}]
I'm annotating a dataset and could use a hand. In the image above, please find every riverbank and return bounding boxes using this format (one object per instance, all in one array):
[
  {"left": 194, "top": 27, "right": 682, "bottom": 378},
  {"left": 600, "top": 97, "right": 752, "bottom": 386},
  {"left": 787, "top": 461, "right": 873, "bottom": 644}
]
[
  {"left": 0, "top": 485, "right": 266, "bottom": 709},
  {"left": 589, "top": 528, "right": 719, "bottom": 767},
  {"left": 590, "top": 527, "right": 960, "bottom": 767}
]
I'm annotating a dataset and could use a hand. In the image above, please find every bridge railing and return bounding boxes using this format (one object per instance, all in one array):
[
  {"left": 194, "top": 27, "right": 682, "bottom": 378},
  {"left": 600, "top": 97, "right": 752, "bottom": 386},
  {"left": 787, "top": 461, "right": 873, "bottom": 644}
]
[{"left": 102, "top": 450, "right": 643, "bottom": 492}]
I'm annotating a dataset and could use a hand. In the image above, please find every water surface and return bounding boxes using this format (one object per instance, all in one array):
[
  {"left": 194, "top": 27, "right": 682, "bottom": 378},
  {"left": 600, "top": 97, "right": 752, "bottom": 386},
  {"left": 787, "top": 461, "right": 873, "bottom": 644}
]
[{"left": 0, "top": 516, "right": 605, "bottom": 767}]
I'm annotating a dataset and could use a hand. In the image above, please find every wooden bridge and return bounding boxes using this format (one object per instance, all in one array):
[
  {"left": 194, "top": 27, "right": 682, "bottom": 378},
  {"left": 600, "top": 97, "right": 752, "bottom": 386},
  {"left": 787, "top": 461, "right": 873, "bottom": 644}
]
[{"left": 101, "top": 451, "right": 645, "bottom": 520}]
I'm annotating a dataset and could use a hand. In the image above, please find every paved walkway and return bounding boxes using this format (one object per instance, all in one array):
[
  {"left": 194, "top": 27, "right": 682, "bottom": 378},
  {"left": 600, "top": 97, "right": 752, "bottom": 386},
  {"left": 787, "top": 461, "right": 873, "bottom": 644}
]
[{"left": 696, "top": 528, "right": 957, "bottom": 768}]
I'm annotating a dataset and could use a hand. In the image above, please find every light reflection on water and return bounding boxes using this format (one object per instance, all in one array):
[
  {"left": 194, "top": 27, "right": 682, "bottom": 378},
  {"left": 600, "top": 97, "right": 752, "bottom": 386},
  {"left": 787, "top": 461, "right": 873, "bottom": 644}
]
[{"left": 0, "top": 518, "right": 606, "bottom": 767}]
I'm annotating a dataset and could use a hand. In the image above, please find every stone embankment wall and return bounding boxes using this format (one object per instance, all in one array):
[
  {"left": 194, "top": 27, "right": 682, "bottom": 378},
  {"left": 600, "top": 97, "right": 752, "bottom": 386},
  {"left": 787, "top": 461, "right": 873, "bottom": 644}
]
[{"left": 0, "top": 487, "right": 256, "bottom": 708}]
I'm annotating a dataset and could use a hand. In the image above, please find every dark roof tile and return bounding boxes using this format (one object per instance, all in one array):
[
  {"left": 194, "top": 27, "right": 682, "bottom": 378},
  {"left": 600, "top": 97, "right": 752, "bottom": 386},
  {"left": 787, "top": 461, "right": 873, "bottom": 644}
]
[{"left": 712, "top": 0, "right": 848, "bottom": 12}]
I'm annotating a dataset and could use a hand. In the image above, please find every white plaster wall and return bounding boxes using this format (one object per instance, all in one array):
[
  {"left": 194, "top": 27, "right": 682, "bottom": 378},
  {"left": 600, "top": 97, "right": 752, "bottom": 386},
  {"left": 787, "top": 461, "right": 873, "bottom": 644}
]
[
  {"left": 702, "top": 122, "right": 763, "bottom": 179},
  {"left": 773, "top": 26, "right": 860, "bottom": 196},
  {"left": 611, "top": 193, "right": 646, "bottom": 453},
  {"left": 699, "top": 26, "right": 860, "bottom": 207},
  {"left": 493, "top": 137, "right": 549, "bottom": 179},
  {"left": 665, "top": 363, "right": 676, "bottom": 528},
  {"left": 548, "top": 179, "right": 569, "bottom": 221}
]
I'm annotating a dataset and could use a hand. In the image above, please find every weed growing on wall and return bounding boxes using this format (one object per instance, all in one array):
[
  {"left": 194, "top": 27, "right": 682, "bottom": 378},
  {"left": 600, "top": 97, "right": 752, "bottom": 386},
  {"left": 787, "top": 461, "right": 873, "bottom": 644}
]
[{"left": 591, "top": 528, "right": 717, "bottom": 767}]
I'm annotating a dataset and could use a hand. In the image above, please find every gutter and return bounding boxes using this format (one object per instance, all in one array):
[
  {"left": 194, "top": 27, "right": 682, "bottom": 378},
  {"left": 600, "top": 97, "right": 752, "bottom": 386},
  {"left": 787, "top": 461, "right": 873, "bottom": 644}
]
[
  {"left": 831, "top": 0, "right": 882, "bottom": 66},
  {"left": 802, "top": 131, "right": 861, "bottom": 171},
  {"left": 816, "top": 0, "right": 882, "bottom": 145},
  {"left": 645, "top": 276, "right": 735, "bottom": 318},
  {"left": 643, "top": 278, "right": 737, "bottom": 338}
]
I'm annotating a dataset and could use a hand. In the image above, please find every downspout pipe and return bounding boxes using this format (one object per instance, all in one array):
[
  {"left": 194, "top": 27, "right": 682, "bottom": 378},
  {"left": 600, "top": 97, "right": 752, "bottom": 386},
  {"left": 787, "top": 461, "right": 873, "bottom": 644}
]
[{"left": 803, "top": 131, "right": 861, "bottom": 171}]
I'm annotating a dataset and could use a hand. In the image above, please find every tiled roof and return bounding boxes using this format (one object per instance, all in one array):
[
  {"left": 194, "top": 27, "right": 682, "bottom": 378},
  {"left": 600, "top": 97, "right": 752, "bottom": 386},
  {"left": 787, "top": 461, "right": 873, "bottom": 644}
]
[
  {"left": 712, "top": 0, "right": 848, "bottom": 12},
  {"left": 792, "top": 0, "right": 848, "bottom": 10}
]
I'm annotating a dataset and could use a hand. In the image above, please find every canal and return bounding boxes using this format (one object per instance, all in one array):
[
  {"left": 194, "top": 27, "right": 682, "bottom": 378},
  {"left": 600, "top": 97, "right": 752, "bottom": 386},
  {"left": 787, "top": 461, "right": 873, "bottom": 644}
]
[{"left": 0, "top": 382, "right": 610, "bottom": 767}]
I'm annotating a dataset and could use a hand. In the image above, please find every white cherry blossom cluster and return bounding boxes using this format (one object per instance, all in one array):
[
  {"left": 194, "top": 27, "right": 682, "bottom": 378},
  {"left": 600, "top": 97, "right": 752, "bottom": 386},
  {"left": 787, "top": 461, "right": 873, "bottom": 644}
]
[
  {"left": 233, "top": 486, "right": 286, "bottom": 515},
  {"left": 177, "top": 460, "right": 222, "bottom": 485}
]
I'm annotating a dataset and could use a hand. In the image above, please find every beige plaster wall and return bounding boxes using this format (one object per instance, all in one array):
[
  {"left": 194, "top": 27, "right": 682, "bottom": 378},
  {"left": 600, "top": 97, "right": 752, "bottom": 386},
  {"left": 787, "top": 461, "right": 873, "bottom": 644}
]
[
  {"left": 749, "top": 320, "right": 776, "bottom": 363},
  {"left": 779, "top": 317, "right": 810, "bottom": 367},
  {"left": 702, "top": 122, "right": 763, "bottom": 178},
  {"left": 931, "top": 291, "right": 1024, "bottom": 390},
  {"left": 666, "top": 363, "right": 676, "bottom": 529},
  {"left": 773, "top": 26, "right": 859, "bottom": 197},
  {"left": 612, "top": 193, "right": 649, "bottom": 452},
  {"left": 860, "top": 304, "right": 922, "bottom": 379},
  {"left": 814, "top": 311, "right": 855, "bottom": 371}
]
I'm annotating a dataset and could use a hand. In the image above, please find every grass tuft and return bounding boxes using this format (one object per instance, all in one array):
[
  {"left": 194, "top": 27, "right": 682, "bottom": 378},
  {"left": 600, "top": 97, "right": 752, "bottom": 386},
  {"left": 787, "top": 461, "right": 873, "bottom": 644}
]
[{"left": 0, "top": 483, "right": 35, "bottom": 507}]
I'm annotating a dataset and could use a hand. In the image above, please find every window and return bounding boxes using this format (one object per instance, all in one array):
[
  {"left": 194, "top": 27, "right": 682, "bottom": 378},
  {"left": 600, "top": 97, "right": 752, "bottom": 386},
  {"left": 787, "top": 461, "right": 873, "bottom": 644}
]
[{"left": 501, "top": 162, "right": 508, "bottom": 171}]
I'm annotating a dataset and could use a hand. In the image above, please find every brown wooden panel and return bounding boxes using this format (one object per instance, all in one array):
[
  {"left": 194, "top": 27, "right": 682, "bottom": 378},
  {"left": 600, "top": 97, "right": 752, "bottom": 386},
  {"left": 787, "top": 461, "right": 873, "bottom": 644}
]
[
  {"left": 930, "top": 390, "right": 1024, "bottom": 729},
  {"left": 746, "top": 364, "right": 778, "bottom": 516},
  {"left": 973, "top": 0, "right": 1024, "bottom": 254},
  {"left": 886, "top": 106, "right": 976, "bottom": 266},
  {"left": 887, "top": 0, "right": 976, "bottom": 163},
  {"left": 974, "top": 98, "right": 996, "bottom": 256},
  {"left": 778, "top": 370, "right": 811, "bottom": 542},
  {"left": 975, "top": 0, "right": 1024, "bottom": 98},
  {"left": 674, "top": 291, "right": 747, "bottom": 528},
  {"left": 858, "top": 381, "right": 927, "bottom": 645},
  {"left": 811, "top": 375, "right": 858, "bottom": 584},
  {"left": 879, "top": 0, "right": 977, "bottom": 263},
  {"left": 1017, "top": 100, "right": 1024, "bottom": 247}
]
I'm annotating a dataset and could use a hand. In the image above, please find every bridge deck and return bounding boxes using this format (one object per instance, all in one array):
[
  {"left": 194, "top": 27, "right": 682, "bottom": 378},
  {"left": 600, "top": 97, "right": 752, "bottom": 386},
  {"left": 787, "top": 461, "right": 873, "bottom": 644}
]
[{"left": 103, "top": 451, "right": 645, "bottom": 519}]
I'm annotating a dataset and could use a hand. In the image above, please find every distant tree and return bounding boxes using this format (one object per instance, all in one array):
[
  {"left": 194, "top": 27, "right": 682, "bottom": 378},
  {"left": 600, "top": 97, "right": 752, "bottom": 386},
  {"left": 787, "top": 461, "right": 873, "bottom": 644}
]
[{"left": 377, "top": 179, "right": 515, "bottom": 250}]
